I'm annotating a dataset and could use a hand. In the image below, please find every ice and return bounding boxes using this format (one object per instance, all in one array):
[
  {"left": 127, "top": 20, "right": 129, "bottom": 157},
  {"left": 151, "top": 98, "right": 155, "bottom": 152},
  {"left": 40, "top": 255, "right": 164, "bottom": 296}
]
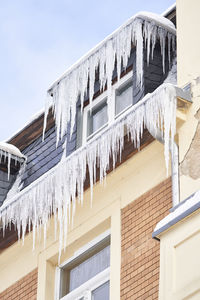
[
  {"left": 0, "top": 83, "right": 177, "bottom": 258},
  {"left": 0, "top": 142, "right": 26, "bottom": 180},
  {"left": 164, "top": 58, "right": 177, "bottom": 85},
  {"left": 0, "top": 142, "right": 25, "bottom": 158},
  {"left": 0, "top": 11, "right": 177, "bottom": 258},
  {"left": 154, "top": 189, "right": 200, "bottom": 234},
  {"left": 43, "top": 12, "right": 176, "bottom": 142}
]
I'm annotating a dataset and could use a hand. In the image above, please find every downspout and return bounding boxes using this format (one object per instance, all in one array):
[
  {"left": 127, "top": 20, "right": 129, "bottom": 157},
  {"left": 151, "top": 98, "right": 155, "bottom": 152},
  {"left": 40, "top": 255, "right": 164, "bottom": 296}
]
[{"left": 146, "top": 126, "right": 179, "bottom": 207}]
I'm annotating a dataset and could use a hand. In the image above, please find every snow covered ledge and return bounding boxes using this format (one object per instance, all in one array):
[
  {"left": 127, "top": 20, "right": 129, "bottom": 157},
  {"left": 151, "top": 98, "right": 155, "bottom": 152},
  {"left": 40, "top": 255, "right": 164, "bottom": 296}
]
[
  {"left": 0, "top": 83, "right": 190, "bottom": 258},
  {"left": 0, "top": 142, "right": 26, "bottom": 180},
  {"left": 152, "top": 190, "right": 200, "bottom": 240}
]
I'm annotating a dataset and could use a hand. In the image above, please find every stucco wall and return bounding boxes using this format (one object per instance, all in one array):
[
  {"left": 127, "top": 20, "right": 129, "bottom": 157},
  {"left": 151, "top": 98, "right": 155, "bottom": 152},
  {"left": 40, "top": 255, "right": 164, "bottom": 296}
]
[
  {"left": 177, "top": 0, "right": 200, "bottom": 201},
  {"left": 159, "top": 210, "right": 200, "bottom": 300}
]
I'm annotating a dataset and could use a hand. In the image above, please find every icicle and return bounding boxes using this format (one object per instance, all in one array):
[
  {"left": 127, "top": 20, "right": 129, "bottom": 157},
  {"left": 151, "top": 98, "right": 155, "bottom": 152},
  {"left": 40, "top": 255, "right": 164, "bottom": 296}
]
[
  {"left": 45, "top": 12, "right": 176, "bottom": 146},
  {"left": 43, "top": 93, "right": 52, "bottom": 141},
  {"left": 0, "top": 12, "right": 176, "bottom": 260},
  {"left": 7, "top": 153, "right": 11, "bottom": 180},
  {"left": 0, "top": 83, "right": 177, "bottom": 260}
]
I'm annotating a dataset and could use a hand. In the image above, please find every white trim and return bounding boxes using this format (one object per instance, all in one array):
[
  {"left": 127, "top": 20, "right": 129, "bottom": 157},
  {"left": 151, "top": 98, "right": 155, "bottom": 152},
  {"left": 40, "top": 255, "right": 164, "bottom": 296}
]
[
  {"left": 61, "top": 268, "right": 110, "bottom": 300},
  {"left": 55, "top": 267, "right": 61, "bottom": 300},
  {"left": 59, "top": 229, "right": 110, "bottom": 269},
  {"left": 82, "top": 92, "right": 108, "bottom": 145},
  {"left": 82, "top": 70, "right": 133, "bottom": 145},
  {"left": 55, "top": 230, "right": 111, "bottom": 300}
]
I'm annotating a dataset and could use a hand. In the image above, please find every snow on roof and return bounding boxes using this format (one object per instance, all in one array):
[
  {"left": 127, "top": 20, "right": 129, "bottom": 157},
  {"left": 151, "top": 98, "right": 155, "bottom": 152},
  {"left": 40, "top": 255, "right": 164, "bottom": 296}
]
[
  {"left": 48, "top": 11, "right": 176, "bottom": 91},
  {"left": 153, "top": 189, "right": 200, "bottom": 237},
  {"left": 0, "top": 142, "right": 25, "bottom": 159},
  {"left": 161, "top": 3, "right": 176, "bottom": 17},
  {"left": 135, "top": 11, "right": 175, "bottom": 31}
]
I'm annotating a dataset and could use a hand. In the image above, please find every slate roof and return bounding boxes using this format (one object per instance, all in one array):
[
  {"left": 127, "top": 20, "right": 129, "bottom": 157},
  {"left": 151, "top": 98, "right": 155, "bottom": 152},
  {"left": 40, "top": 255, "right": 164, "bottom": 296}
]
[
  {"left": 21, "top": 122, "right": 77, "bottom": 190},
  {"left": 0, "top": 170, "right": 16, "bottom": 206}
]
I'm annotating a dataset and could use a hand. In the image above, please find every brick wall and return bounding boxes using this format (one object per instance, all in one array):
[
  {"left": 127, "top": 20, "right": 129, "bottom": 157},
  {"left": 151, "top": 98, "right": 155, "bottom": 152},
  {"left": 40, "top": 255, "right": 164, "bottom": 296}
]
[
  {"left": 0, "top": 269, "right": 37, "bottom": 300},
  {"left": 121, "top": 178, "right": 172, "bottom": 300}
]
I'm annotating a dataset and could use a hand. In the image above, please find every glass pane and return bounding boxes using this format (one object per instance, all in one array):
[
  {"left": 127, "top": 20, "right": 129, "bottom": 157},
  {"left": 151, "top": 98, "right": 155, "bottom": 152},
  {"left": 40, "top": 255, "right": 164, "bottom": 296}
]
[
  {"left": 69, "top": 245, "right": 110, "bottom": 292},
  {"left": 115, "top": 81, "right": 133, "bottom": 115},
  {"left": 92, "top": 281, "right": 110, "bottom": 300},
  {"left": 88, "top": 102, "right": 108, "bottom": 136},
  {"left": 93, "top": 105, "right": 107, "bottom": 133}
]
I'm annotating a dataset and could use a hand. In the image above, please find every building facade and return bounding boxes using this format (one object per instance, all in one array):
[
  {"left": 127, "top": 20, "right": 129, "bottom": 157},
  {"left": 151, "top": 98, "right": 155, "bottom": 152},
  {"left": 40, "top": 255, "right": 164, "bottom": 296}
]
[{"left": 0, "top": 1, "right": 200, "bottom": 300}]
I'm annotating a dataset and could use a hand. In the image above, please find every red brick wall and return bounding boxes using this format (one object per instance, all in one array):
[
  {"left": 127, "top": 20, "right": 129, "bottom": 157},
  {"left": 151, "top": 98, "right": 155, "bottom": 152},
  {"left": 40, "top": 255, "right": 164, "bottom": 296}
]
[
  {"left": 121, "top": 178, "right": 172, "bottom": 300},
  {"left": 0, "top": 269, "right": 37, "bottom": 300}
]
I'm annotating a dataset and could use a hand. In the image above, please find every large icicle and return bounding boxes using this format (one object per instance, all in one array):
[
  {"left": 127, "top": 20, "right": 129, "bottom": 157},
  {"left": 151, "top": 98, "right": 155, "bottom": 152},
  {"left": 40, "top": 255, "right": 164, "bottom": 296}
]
[
  {"left": 0, "top": 83, "right": 177, "bottom": 258},
  {"left": 43, "top": 12, "right": 176, "bottom": 142}
]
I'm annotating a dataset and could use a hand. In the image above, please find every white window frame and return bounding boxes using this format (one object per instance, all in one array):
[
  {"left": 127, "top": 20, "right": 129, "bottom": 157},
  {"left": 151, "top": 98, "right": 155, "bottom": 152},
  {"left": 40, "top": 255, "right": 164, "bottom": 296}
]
[
  {"left": 61, "top": 268, "right": 109, "bottom": 300},
  {"left": 82, "top": 70, "right": 133, "bottom": 145},
  {"left": 55, "top": 230, "right": 111, "bottom": 300}
]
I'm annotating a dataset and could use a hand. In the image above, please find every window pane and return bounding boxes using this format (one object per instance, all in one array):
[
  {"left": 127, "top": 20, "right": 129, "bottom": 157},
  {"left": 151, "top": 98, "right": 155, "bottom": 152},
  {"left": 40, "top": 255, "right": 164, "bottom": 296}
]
[
  {"left": 115, "top": 81, "right": 133, "bottom": 115},
  {"left": 93, "top": 105, "right": 107, "bottom": 133},
  {"left": 92, "top": 281, "right": 110, "bottom": 300},
  {"left": 88, "top": 102, "right": 108, "bottom": 136},
  {"left": 69, "top": 245, "right": 110, "bottom": 292}
]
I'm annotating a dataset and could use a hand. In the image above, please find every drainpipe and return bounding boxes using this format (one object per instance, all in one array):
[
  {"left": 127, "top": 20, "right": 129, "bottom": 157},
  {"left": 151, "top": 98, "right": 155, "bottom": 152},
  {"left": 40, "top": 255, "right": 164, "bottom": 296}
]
[{"left": 146, "top": 126, "right": 179, "bottom": 207}]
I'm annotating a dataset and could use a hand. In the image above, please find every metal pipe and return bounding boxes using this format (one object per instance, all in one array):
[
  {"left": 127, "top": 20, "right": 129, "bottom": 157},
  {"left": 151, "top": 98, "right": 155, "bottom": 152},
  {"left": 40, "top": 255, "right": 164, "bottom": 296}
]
[{"left": 146, "top": 126, "right": 179, "bottom": 207}]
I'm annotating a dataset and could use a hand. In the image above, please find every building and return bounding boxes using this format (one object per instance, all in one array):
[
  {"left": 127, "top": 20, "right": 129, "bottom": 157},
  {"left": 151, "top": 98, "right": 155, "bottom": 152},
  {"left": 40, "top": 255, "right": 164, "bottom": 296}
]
[{"left": 0, "top": 1, "right": 200, "bottom": 299}]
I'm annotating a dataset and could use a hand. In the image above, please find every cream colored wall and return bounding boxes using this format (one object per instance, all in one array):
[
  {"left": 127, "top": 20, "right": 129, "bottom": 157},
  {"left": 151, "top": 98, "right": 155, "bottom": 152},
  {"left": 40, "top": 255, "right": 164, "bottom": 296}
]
[
  {"left": 177, "top": 0, "right": 200, "bottom": 201},
  {"left": 159, "top": 210, "right": 200, "bottom": 300},
  {"left": 0, "top": 141, "right": 169, "bottom": 299}
]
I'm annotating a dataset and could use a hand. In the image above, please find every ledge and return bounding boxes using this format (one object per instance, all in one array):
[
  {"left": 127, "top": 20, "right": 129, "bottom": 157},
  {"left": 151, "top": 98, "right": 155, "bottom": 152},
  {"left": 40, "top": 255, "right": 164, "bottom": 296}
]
[{"left": 152, "top": 190, "right": 200, "bottom": 239}]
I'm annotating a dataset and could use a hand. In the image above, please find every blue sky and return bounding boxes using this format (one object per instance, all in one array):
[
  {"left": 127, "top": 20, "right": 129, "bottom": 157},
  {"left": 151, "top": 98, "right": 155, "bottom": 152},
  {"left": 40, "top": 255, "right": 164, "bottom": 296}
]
[{"left": 0, "top": 0, "right": 175, "bottom": 141}]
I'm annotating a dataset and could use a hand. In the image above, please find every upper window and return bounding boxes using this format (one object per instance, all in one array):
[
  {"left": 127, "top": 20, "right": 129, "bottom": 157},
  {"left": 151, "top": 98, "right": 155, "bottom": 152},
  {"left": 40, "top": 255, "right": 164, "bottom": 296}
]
[
  {"left": 57, "top": 234, "right": 110, "bottom": 300},
  {"left": 87, "top": 99, "right": 108, "bottom": 139},
  {"left": 81, "top": 71, "right": 133, "bottom": 145},
  {"left": 115, "top": 80, "right": 133, "bottom": 116}
]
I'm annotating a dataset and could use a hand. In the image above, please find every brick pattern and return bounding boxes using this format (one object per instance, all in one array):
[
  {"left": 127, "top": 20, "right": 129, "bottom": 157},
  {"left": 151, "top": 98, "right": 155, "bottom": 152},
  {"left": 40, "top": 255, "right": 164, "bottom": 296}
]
[
  {"left": 0, "top": 269, "right": 37, "bottom": 300},
  {"left": 121, "top": 178, "right": 172, "bottom": 300}
]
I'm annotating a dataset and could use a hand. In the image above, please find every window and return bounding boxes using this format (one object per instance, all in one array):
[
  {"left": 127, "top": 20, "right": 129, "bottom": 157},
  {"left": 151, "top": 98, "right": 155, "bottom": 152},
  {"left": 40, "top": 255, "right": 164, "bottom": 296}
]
[
  {"left": 115, "top": 80, "right": 133, "bottom": 116},
  {"left": 87, "top": 99, "right": 108, "bottom": 138},
  {"left": 56, "top": 233, "right": 110, "bottom": 300},
  {"left": 82, "top": 71, "right": 133, "bottom": 145}
]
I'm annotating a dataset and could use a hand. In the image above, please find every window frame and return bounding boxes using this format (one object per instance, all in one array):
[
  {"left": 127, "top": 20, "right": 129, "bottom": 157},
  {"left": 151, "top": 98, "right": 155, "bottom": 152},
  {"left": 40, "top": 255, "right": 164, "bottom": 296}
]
[
  {"left": 55, "top": 230, "right": 111, "bottom": 300},
  {"left": 82, "top": 70, "right": 133, "bottom": 145}
]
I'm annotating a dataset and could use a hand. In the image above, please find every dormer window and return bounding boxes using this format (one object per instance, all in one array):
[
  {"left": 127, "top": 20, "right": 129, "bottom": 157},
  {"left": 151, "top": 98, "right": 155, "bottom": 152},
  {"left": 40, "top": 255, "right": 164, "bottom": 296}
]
[{"left": 82, "top": 71, "right": 133, "bottom": 144}]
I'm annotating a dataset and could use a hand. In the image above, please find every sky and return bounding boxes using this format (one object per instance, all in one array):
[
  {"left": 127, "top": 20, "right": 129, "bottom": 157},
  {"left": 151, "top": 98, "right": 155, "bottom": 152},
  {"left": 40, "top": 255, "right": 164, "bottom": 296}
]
[{"left": 0, "top": 0, "right": 175, "bottom": 141}]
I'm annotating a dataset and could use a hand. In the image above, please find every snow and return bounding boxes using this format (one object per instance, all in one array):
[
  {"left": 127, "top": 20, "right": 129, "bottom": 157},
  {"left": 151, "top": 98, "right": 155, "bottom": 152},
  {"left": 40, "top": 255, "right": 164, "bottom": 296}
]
[
  {"left": 154, "top": 189, "right": 200, "bottom": 233},
  {"left": 0, "top": 142, "right": 26, "bottom": 180},
  {"left": 161, "top": 3, "right": 176, "bottom": 17},
  {"left": 0, "top": 83, "right": 177, "bottom": 258},
  {"left": 0, "top": 142, "right": 24, "bottom": 158},
  {"left": 44, "top": 12, "right": 176, "bottom": 145},
  {"left": 164, "top": 58, "right": 177, "bottom": 85}
]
